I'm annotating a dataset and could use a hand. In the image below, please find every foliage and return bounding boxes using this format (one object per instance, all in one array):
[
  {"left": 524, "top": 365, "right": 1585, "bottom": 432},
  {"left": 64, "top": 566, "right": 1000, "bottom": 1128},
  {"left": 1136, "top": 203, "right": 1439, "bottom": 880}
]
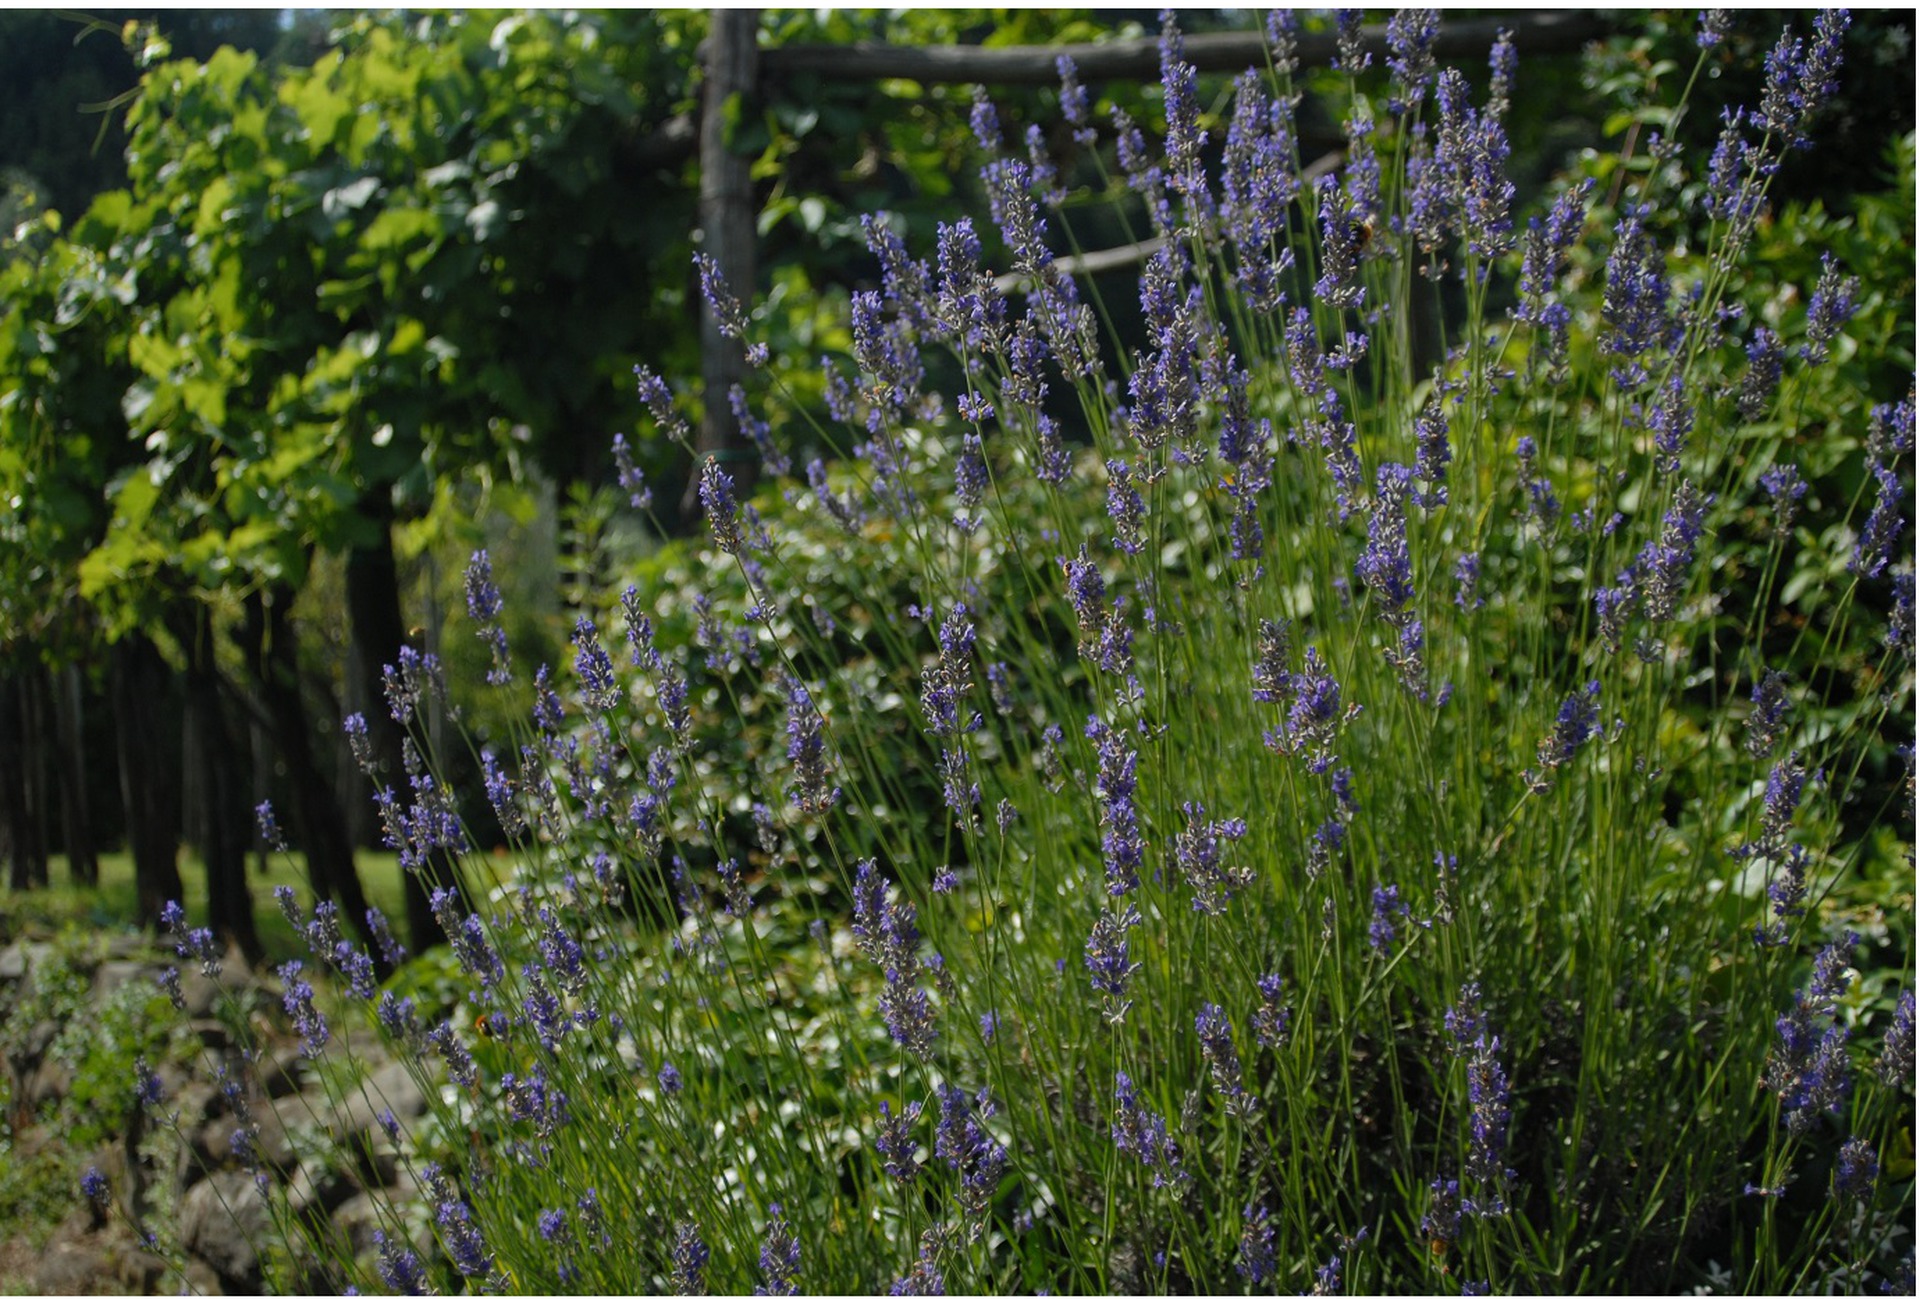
[
  {"left": 57, "top": 10, "right": 1920, "bottom": 1297},
  {"left": 1, "top": 10, "right": 708, "bottom": 672},
  {"left": 0, "top": 930, "right": 95, "bottom": 1066},
  {"left": 50, "top": 976, "right": 186, "bottom": 1148},
  {"left": 0, "top": 10, "right": 311, "bottom": 224},
  {"left": 0, "top": 1130, "right": 79, "bottom": 1255}
]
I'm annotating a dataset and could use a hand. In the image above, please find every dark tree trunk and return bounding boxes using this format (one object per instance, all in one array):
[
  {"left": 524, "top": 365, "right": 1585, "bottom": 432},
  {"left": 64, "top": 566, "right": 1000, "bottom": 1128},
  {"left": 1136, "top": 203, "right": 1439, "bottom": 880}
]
[
  {"left": 20, "top": 668, "right": 51, "bottom": 887},
  {"left": 53, "top": 665, "right": 97, "bottom": 885},
  {"left": 241, "top": 587, "right": 388, "bottom": 974},
  {"left": 346, "top": 498, "right": 440, "bottom": 953},
  {"left": 0, "top": 673, "right": 49, "bottom": 891},
  {"left": 682, "top": 7, "right": 762, "bottom": 519},
  {"left": 112, "top": 635, "right": 184, "bottom": 926},
  {"left": 173, "top": 604, "right": 261, "bottom": 965},
  {"left": 249, "top": 694, "right": 273, "bottom": 877}
]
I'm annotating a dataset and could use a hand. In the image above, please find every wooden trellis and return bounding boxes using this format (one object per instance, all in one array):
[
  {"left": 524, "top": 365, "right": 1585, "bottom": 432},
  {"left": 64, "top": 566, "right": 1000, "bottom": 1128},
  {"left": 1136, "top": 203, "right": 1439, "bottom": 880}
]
[{"left": 685, "top": 10, "right": 1613, "bottom": 489}]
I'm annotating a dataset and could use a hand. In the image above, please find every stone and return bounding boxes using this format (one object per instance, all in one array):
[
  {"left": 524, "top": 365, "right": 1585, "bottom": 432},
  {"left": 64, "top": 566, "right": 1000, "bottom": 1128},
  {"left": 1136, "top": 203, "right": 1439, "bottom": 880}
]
[
  {"left": 178, "top": 1257, "right": 226, "bottom": 1295},
  {"left": 30, "top": 1211, "right": 160, "bottom": 1296},
  {"left": 332, "top": 1182, "right": 422, "bottom": 1266},
  {"left": 13, "top": 1015, "right": 58, "bottom": 1063},
  {"left": 332, "top": 1059, "right": 430, "bottom": 1140},
  {"left": 179, "top": 1169, "right": 273, "bottom": 1290},
  {"left": 91, "top": 959, "right": 164, "bottom": 1001},
  {"left": 32, "top": 1235, "right": 115, "bottom": 1294},
  {"left": 25, "top": 1056, "right": 73, "bottom": 1108},
  {"left": 196, "top": 1098, "right": 297, "bottom": 1177},
  {"left": 329, "top": 1192, "right": 384, "bottom": 1260},
  {"left": 256, "top": 1043, "right": 308, "bottom": 1099},
  {"left": 190, "top": 1017, "right": 232, "bottom": 1051},
  {"left": 287, "top": 1159, "right": 360, "bottom": 1219},
  {"left": 175, "top": 953, "right": 255, "bottom": 1018},
  {"left": 0, "top": 939, "right": 52, "bottom": 983},
  {"left": 101, "top": 932, "right": 151, "bottom": 960},
  {"left": 176, "top": 1078, "right": 222, "bottom": 1127},
  {"left": 112, "top": 1239, "right": 174, "bottom": 1294}
]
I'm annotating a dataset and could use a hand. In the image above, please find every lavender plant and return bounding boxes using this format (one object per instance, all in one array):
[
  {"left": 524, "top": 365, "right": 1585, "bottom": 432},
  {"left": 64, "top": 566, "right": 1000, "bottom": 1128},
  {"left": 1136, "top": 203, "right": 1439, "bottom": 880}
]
[{"left": 108, "top": 10, "right": 1912, "bottom": 1294}]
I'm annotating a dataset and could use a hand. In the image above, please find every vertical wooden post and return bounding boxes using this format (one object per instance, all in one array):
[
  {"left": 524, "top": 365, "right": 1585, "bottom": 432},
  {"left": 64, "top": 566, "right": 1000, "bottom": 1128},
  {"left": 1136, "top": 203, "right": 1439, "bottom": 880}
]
[{"left": 684, "top": 7, "right": 761, "bottom": 519}]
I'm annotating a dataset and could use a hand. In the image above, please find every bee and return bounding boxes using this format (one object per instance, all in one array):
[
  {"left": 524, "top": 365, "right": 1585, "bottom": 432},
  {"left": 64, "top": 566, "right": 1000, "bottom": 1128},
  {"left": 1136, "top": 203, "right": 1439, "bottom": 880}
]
[
  {"left": 1355, "top": 218, "right": 1377, "bottom": 253},
  {"left": 475, "top": 1011, "right": 504, "bottom": 1041}
]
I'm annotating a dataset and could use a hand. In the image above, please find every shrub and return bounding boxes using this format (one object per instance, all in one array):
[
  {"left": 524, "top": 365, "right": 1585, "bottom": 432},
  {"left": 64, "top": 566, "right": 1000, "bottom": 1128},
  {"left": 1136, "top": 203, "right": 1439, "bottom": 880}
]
[{"left": 97, "top": 11, "right": 1912, "bottom": 1294}]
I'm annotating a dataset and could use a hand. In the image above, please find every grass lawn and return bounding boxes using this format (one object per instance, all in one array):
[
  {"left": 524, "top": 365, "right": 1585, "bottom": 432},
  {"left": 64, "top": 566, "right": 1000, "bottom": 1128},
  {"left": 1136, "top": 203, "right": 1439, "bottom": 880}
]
[{"left": 3, "top": 849, "right": 471, "bottom": 966}]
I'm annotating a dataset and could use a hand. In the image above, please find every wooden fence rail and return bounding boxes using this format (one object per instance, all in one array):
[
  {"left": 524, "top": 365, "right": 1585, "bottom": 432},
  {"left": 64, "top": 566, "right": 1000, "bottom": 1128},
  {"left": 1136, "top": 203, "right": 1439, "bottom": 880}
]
[
  {"left": 758, "top": 12, "right": 1609, "bottom": 86},
  {"left": 689, "top": 10, "right": 1616, "bottom": 479}
]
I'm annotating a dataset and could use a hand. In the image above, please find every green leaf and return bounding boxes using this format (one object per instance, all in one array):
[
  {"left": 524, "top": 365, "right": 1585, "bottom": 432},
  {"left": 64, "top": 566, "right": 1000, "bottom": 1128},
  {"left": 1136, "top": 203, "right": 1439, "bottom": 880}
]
[
  {"left": 388, "top": 318, "right": 427, "bottom": 356},
  {"left": 357, "top": 205, "right": 439, "bottom": 253},
  {"left": 283, "top": 61, "right": 353, "bottom": 145}
]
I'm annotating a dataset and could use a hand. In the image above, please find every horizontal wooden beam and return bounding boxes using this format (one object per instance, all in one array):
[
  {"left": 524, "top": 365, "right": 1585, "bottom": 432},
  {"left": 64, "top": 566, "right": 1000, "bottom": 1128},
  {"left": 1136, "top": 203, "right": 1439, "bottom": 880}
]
[
  {"left": 990, "top": 151, "right": 1344, "bottom": 295},
  {"left": 759, "top": 12, "right": 1610, "bottom": 87}
]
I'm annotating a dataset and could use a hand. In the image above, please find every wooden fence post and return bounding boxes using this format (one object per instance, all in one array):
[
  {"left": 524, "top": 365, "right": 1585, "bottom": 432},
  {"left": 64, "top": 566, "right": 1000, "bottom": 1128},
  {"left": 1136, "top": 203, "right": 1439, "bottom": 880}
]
[{"left": 685, "top": 8, "right": 761, "bottom": 519}]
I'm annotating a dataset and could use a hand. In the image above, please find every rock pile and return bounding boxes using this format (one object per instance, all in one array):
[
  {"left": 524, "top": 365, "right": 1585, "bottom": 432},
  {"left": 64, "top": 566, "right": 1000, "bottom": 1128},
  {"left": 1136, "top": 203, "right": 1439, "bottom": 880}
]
[{"left": 1, "top": 934, "right": 428, "bottom": 1295}]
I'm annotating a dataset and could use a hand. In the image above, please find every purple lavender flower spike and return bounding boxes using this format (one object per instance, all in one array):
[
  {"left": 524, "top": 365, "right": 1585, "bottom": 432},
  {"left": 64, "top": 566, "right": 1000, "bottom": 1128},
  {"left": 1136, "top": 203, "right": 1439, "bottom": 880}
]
[
  {"left": 1602, "top": 205, "right": 1671, "bottom": 389},
  {"left": 1086, "top": 715, "right": 1144, "bottom": 895},
  {"left": 785, "top": 677, "right": 838, "bottom": 816},
  {"left": 1737, "top": 327, "right": 1784, "bottom": 423},
  {"left": 1801, "top": 252, "right": 1860, "bottom": 366},
  {"left": 1386, "top": 10, "right": 1439, "bottom": 115},
  {"left": 851, "top": 860, "right": 938, "bottom": 1058},
  {"left": 1444, "top": 987, "right": 1517, "bottom": 1216},
  {"left": 693, "top": 251, "right": 768, "bottom": 365},
  {"left": 1172, "top": 801, "right": 1251, "bottom": 915},
  {"left": 1332, "top": 9, "right": 1369, "bottom": 73},
  {"left": 1531, "top": 681, "right": 1602, "bottom": 789},
  {"left": 634, "top": 364, "right": 693, "bottom": 445},
  {"left": 1760, "top": 10, "right": 1852, "bottom": 151},
  {"left": 423, "top": 1163, "right": 493, "bottom": 1280},
  {"left": 280, "top": 960, "right": 330, "bottom": 1059},
  {"left": 756, "top": 1204, "right": 801, "bottom": 1296},
  {"left": 876, "top": 1099, "right": 925, "bottom": 1182},
  {"left": 375, "top": 1230, "right": 427, "bottom": 1295},
  {"left": 1767, "top": 933, "right": 1860, "bottom": 1134},
  {"left": 1850, "top": 459, "right": 1905, "bottom": 579},
  {"left": 699, "top": 459, "right": 744, "bottom": 555},
  {"left": 1834, "top": 1136, "right": 1879, "bottom": 1203},
  {"left": 1744, "top": 670, "right": 1793, "bottom": 759},
  {"left": 1056, "top": 54, "right": 1096, "bottom": 149},
  {"left": 1758, "top": 460, "right": 1805, "bottom": 534},
  {"left": 1086, "top": 904, "right": 1143, "bottom": 1024},
  {"left": 1196, "top": 1003, "right": 1257, "bottom": 1119},
  {"left": 1877, "top": 989, "right": 1914, "bottom": 1086},
  {"left": 934, "top": 1083, "right": 1008, "bottom": 1218},
  {"left": 1111, "top": 1069, "right": 1190, "bottom": 1187}
]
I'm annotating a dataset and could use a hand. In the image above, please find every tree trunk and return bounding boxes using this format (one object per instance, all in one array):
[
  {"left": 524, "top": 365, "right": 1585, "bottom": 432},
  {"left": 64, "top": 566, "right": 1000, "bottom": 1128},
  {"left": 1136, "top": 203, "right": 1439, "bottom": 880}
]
[
  {"left": 53, "top": 664, "right": 98, "bottom": 885},
  {"left": 174, "top": 604, "right": 261, "bottom": 965},
  {"left": 112, "top": 635, "right": 183, "bottom": 927},
  {"left": 0, "top": 673, "right": 47, "bottom": 891},
  {"left": 249, "top": 692, "right": 273, "bottom": 877},
  {"left": 681, "top": 7, "right": 762, "bottom": 519},
  {"left": 346, "top": 499, "right": 440, "bottom": 953},
  {"left": 241, "top": 587, "right": 389, "bottom": 974},
  {"left": 20, "top": 668, "right": 52, "bottom": 887}
]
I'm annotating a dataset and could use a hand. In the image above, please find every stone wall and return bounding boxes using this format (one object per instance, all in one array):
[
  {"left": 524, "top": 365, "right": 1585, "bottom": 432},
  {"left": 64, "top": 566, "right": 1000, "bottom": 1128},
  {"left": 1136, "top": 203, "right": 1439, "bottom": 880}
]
[{"left": 0, "top": 935, "right": 426, "bottom": 1295}]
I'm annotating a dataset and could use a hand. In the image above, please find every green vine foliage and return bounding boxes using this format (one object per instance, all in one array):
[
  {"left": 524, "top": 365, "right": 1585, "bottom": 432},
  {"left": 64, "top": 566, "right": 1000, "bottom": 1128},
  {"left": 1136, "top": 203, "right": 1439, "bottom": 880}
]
[{"left": 3, "top": 12, "right": 707, "bottom": 651}]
